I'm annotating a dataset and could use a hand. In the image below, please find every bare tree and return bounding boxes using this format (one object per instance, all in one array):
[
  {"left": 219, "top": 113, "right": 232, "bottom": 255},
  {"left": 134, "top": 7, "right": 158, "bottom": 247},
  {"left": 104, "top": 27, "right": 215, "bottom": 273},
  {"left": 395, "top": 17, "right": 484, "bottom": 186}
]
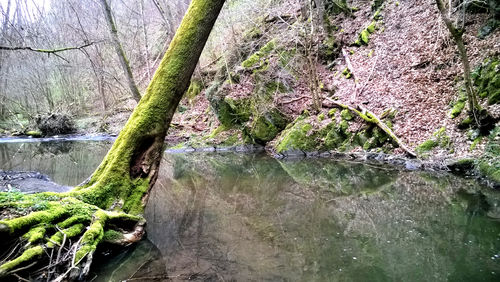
[
  {"left": 435, "top": 0, "right": 481, "bottom": 125},
  {"left": 100, "top": 0, "right": 142, "bottom": 102}
]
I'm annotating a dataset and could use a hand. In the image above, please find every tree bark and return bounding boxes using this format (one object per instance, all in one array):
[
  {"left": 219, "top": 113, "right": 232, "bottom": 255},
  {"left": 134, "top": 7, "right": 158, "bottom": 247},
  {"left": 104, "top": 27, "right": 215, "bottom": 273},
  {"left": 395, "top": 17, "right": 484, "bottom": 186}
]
[
  {"left": 435, "top": 0, "right": 480, "bottom": 123},
  {"left": 0, "top": 0, "right": 225, "bottom": 279},
  {"left": 100, "top": 0, "right": 142, "bottom": 102}
]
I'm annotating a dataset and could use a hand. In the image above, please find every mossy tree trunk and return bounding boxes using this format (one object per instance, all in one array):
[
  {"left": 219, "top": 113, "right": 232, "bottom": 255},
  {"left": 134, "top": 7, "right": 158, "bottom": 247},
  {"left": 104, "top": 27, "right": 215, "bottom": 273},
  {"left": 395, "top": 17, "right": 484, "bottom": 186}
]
[{"left": 0, "top": 0, "right": 225, "bottom": 280}]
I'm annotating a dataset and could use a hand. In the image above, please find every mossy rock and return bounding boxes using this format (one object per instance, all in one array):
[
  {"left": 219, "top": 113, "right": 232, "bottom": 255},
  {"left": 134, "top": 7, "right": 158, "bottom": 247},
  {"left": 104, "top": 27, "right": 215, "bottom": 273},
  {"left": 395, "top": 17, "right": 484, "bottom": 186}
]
[
  {"left": 478, "top": 18, "right": 499, "bottom": 39},
  {"left": 320, "top": 36, "right": 339, "bottom": 62},
  {"left": 479, "top": 160, "right": 500, "bottom": 186},
  {"left": 472, "top": 57, "right": 500, "bottom": 105},
  {"left": 274, "top": 116, "right": 318, "bottom": 153},
  {"left": 416, "top": 127, "right": 451, "bottom": 154},
  {"left": 366, "top": 21, "right": 376, "bottom": 33},
  {"left": 360, "top": 29, "right": 370, "bottom": 45},
  {"left": 241, "top": 39, "right": 276, "bottom": 69},
  {"left": 264, "top": 81, "right": 289, "bottom": 95},
  {"left": 372, "top": 0, "right": 385, "bottom": 12},
  {"left": 225, "top": 97, "right": 252, "bottom": 123},
  {"left": 458, "top": 116, "right": 473, "bottom": 129},
  {"left": 478, "top": 126, "right": 500, "bottom": 186},
  {"left": 244, "top": 26, "right": 263, "bottom": 40},
  {"left": 325, "top": 0, "right": 351, "bottom": 15},
  {"left": 248, "top": 108, "right": 288, "bottom": 144},
  {"left": 212, "top": 98, "right": 238, "bottom": 127},
  {"left": 416, "top": 139, "right": 439, "bottom": 154}
]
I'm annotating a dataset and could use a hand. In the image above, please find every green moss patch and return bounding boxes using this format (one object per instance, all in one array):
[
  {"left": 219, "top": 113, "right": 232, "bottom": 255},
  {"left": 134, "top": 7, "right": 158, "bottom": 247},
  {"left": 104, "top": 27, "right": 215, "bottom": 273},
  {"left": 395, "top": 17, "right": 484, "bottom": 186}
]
[
  {"left": 449, "top": 91, "right": 467, "bottom": 118},
  {"left": 354, "top": 21, "right": 377, "bottom": 46},
  {"left": 472, "top": 57, "right": 500, "bottom": 105},
  {"left": 416, "top": 127, "right": 452, "bottom": 155},
  {"left": 478, "top": 127, "right": 500, "bottom": 186},
  {"left": 241, "top": 39, "right": 276, "bottom": 69},
  {"left": 248, "top": 108, "right": 288, "bottom": 144}
]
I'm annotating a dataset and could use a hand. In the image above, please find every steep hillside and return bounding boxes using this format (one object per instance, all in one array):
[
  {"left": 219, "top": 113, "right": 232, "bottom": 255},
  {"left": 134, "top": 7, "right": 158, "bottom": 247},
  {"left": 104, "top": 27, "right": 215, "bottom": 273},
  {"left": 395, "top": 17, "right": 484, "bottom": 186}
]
[{"left": 165, "top": 0, "right": 499, "bottom": 183}]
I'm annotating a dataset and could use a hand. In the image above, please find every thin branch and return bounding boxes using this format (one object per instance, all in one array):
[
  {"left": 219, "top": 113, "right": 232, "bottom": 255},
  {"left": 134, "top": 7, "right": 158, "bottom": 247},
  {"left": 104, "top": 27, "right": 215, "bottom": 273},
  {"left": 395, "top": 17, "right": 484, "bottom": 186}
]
[{"left": 0, "top": 41, "right": 98, "bottom": 54}]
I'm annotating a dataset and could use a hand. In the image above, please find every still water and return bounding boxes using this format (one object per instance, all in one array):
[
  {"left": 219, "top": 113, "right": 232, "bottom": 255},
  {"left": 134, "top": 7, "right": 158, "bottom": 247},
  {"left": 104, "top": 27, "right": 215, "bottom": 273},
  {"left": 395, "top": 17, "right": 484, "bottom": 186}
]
[{"left": 0, "top": 140, "right": 499, "bottom": 281}]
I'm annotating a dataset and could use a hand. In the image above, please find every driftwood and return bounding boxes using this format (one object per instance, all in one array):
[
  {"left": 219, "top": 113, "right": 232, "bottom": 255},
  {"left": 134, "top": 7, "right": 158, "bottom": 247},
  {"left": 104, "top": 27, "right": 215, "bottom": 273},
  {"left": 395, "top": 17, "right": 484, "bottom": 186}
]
[{"left": 324, "top": 97, "right": 417, "bottom": 158}]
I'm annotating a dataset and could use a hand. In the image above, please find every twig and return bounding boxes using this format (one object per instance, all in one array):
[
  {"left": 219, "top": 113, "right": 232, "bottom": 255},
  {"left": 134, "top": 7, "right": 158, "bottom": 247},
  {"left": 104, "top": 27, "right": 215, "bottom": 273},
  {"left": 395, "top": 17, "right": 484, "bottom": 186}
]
[
  {"left": 357, "top": 51, "right": 380, "bottom": 96},
  {"left": 8, "top": 261, "right": 37, "bottom": 275},
  {"left": 56, "top": 227, "right": 67, "bottom": 265},
  {"left": 280, "top": 96, "right": 310, "bottom": 105},
  {"left": 13, "top": 273, "right": 30, "bottom": 282},
  {"left": 341, "top": 48, "right": 358, "bottom": 100}
]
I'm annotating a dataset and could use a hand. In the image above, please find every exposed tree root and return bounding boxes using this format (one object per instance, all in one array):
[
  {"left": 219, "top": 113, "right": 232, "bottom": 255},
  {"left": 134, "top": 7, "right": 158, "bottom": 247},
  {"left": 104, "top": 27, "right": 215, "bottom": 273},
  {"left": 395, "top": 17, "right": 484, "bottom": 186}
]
[
  {"left": 0, "top": 193, "right": 144, "bottom": 280},
  {"left": 324, "top": 97, "right": 417, "bottom": 158}
]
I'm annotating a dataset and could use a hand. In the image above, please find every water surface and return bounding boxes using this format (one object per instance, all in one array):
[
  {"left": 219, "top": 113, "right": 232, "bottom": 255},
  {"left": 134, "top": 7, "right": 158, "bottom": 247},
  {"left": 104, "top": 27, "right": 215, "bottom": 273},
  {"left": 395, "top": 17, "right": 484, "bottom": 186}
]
[{"left": 0, "top": 140, "right": 499, "bottom": 281}]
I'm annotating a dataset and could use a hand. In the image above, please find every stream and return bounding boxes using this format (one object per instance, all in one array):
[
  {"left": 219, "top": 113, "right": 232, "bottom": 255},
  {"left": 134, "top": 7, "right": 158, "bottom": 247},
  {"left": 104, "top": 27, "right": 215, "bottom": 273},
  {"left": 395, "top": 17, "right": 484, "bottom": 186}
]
[{"left": 0, "top": 138, "right": 499, "bottom": 281}]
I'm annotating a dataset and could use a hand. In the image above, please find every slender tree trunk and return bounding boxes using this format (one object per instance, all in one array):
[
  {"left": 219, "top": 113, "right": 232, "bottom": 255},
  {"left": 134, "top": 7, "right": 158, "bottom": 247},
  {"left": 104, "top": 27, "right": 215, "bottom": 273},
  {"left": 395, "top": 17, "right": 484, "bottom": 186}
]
[
  {"left": 140, "top": 0, "right": 152, "bottom": 81},
  {"left": 100, "top": 0, "right": 142, "bottom": 102},
  {"left": 435, "top": 0, "right": 480, "bottom": 123}
]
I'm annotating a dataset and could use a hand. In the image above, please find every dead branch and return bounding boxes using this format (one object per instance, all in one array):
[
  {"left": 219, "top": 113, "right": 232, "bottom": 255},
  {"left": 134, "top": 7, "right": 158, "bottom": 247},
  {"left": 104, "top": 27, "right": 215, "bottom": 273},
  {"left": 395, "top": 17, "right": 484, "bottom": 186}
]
[
  {"left": 0, "top": 42, "right": 97, "bottom": 54},
  {"left": 324, "top": 97, "right": 417, "bottom": 157},
  {"left": 280, "top": 96, "right": 310, "bottom": 105}
]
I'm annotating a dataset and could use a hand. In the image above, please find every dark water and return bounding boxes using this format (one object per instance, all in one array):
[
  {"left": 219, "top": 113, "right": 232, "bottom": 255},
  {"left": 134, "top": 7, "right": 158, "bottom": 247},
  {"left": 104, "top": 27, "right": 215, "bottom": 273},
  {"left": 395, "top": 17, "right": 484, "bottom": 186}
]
[{"left": 1, "top": 140, "right": 499, "bottom": 281}]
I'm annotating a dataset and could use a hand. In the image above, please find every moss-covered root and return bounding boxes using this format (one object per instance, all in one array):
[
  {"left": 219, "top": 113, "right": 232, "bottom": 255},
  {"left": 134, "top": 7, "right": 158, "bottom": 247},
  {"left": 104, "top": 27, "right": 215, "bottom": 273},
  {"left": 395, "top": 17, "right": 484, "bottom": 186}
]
[
  {"left": 0, "top": 246, "right": 43, "bottom": 276},
  {"left": 0, "top": 196, "right": 143, "bottom": 279}
]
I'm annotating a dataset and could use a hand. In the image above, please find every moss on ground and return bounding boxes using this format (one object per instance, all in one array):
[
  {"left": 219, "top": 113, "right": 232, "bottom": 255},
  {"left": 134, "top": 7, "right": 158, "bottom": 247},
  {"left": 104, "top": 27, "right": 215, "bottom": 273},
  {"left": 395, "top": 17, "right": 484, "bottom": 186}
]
[
  {"left": 354, "top": 21, "right": 377, "bottom": 46},
  {"left": 416, "top": 127, "right": 452, "bottom": 155}
]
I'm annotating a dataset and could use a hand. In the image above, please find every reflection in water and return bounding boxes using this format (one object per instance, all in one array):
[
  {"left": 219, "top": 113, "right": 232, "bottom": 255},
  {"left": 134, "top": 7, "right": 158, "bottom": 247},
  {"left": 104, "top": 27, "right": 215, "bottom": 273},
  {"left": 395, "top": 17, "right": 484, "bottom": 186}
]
[
  {"left": 1, "top": 141, "right": 499, "bottom": 281},
  {"left": 0, "top": 141, "right": 111, "bottom": 186},
  {"left": 143, "top": 153, "right": 500, "bottom": 282}
]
